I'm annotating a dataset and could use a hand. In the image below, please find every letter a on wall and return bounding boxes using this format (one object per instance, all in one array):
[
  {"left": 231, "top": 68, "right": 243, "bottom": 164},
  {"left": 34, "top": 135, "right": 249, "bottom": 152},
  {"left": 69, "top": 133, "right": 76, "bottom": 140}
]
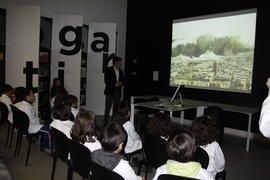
[
  {"left": 51, "top": 15, "right": 83, "bottom": 104},
  {"left": 86, "top": 23, "right": 117, "bottom": 115}
]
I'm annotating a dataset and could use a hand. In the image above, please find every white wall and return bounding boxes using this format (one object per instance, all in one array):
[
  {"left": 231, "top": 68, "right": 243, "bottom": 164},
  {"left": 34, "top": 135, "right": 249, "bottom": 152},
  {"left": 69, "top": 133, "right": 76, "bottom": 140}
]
[
  {"left": 5, "top": 5, "right": 40, "bottom": 110},
  {"left": 0, "top": 0, "right": 127, "bottom": 64},
  {"left": 1, "top": 0, "right": 127, "bottom": 114}
]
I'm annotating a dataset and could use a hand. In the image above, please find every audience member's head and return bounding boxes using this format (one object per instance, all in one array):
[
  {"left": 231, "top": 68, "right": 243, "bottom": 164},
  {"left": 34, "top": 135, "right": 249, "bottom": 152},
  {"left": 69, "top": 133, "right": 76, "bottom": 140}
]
[
  {"left": 64, "top": 94, "right": 78, "bottom": 108},
  {"left": 14, "top": 87, "right": 35, "bottom": 104},
  {"left": 112, "top": 56, "right": 122, "bottom": 69},
  {"left": 52, "top": 78, "right": 62, "bottom": 88},
  {"left": 53, "top": 88, "right": 68, "bottom": 105},
  {"left": 113, "top": 101, "right": 130, "bottom": 123},
  {"left": 167, "top": 129, "right": 196, "bottom": 163},
  {"left": 51, "top": 103, "right": 71, "bottom": 121},
  {"left": 191, "top": 115, "right": 218, "bottom": 146},
  {"left": 147, "top": 112, "right": 171, "bottom": 138},
  {"left": 0, "top": 84, "right": 13, "bottom": 97},
  {"left": 101, "top": 122, "right": 127, "bottom": 153},
  {"left": 71, "top": 109, "right": 99, "bottom": 143}
]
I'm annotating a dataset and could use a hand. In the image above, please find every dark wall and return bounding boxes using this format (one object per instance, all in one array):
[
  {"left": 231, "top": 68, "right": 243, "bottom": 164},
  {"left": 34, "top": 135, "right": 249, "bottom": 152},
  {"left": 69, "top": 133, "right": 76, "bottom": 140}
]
[
  {"left": 125, "top": 2, "right": 270, "bottom": 108},
  {"left": 0, "top": 8, "right": 6, "bottom": 85},
  {"left": 124, "top": 2, "right": 270, "bottom": 133}
]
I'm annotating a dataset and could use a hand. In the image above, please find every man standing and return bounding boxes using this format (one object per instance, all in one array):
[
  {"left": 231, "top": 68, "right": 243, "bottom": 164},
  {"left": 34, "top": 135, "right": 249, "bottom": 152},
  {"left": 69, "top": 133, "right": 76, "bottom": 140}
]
[{"left": 104, "top": 56, "right": 124, "bottom": 124}]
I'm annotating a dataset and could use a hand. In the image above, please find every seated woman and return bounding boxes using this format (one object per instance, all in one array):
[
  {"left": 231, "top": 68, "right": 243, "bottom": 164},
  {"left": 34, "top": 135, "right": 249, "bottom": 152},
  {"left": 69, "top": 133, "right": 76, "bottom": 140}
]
[
  {"left": 192, "top": 115, "right": 225, "bottom": 177},
  {"left": 70, "top": 109, "right": 101, "bottom": 152},
  {"left": 50, "top": 103, "right": 74, "bottom": 139},
  {"left": 113, "top": 101, "right": 142, "bottom": 154},
  {"left": 152, "top": 129, "right": 214, "bottom": 180},
  {"left": 64, "top": 94, "right": 79, "bottom": 119},
  {"left": 14, "top": 87, "right": 43, "bottom": 134}
]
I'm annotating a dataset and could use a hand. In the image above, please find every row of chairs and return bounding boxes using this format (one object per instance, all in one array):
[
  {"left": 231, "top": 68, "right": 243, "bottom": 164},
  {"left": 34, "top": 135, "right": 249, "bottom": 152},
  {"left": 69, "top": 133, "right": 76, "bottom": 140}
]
[{"left": 0, "top": 101, "right": 43, "bottom": 166}]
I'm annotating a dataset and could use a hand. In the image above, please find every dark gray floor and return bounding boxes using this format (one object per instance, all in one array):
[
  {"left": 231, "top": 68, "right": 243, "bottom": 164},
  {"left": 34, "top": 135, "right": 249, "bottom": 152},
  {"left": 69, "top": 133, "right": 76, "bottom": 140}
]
[{"left": 1, "top": 118, "right": 270, "bottom": 180}]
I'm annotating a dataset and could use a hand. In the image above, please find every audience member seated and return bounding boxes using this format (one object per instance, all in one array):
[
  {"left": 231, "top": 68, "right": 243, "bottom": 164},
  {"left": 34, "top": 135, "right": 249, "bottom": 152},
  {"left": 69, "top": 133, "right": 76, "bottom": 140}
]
[
  {"left": 64, "top": 94, "right": 79, "bottom": 119},
  {"left": 192, "top": 115, "right": 225, "bottom": 178},
  {"left": 147, "top": 112, "right": 172, "bottom": 141},
  {"left": 91, "top": 122, "right": 144, "bottom": 180},
  {"left": 50, "top": 103, "right": 74, "bottom": 139},
  {"left": 50, "top": 78, "right": 65, "bottom": 99},
  {"left": 50, "top": 86, "right": 68, "bottom": 108},
  {"left": 13, "top": 87, "right": 43, "bottom": 134},
  {"left": 70, "top": 109, "right": 101, "bottom": 152},
  {"left": 113, "top": 101, "right": 142, "bottom": 154},
  {"left": 0, "top": 84, "right": 14, "bottom": 124},
  {"left": 152, "top": 129, "right": 214, "bottom": 180}
]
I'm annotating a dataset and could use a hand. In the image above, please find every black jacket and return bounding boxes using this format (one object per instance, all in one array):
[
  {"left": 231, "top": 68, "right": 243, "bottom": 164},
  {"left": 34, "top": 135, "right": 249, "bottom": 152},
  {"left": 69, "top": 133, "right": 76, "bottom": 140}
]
[{"left": 104, "top": 66, "right": 124, "bottom": 96}]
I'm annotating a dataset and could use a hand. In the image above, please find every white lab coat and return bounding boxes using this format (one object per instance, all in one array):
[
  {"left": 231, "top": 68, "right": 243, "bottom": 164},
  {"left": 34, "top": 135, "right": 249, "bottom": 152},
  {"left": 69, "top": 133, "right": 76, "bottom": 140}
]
[
  {"left": 259, "top": 93, "right": 270, "bottom": 138},
  {"left": 122, "top": 121, "right": 142, "bottom": 153},
  {"left": 201, "top": 141, "right": 225, "bottom": 177},
  {"left": 50, "top": 119, "right": 74, "bottom": 139},
  {"left": 14, "top": 101, "right": 42, "bottom": 133}
]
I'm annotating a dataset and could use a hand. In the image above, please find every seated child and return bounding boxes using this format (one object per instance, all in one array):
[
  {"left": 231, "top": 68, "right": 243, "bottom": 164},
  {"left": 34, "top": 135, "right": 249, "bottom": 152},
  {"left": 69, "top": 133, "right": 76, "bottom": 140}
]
[
  {"left": 192, "top": 115, "right": 225, "bottom": 177},
  {"left": 91, "top": 122, "right": 144, "bottom": 180},
  {"left": 70, "top": 109, "right": 101, "bottom": 152},
  {"left": 50, "top": 103, "right": 74, "bottom": 139},
  {"left": 64, "top": 94, "right": 79, "bottom": 119},
  {"left": 14, "top": 87, "right": 43, "bottom": 134},
  {"left": 152, "top": 129, "right": 214, "bottom": 180},
  {"left": 113, "top": 101, "right": 142, "bottom": 154}
]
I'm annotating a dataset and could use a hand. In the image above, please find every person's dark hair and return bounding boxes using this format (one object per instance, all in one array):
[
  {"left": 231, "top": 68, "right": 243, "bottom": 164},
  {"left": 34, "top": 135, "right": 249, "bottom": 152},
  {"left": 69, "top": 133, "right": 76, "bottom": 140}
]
[
  {"left": 64, "top": 94, "right": 78, "bottom": 107},
  {"left": 101, "top": 122, "right": 127, "bottom": 152},
  {"left": 167, "top": 129, "right": 196, "bottom": 162},
  {"left": 113, "top": 101, "right": 130, "bottom": 125},
  {"left": 191, "top": 115, "right": 218, "bottom": 146},
  {"left": 147, "top": 112, "right": 171, "bottom": 138},
  {"left": 54, "top": 88, "right": 68, "bottom": 105},
  {"left": 51, "top": 103, "right": 71, "bottom": 121},
  {"left": 71, "top": 109, "right": 99, "bottom": 144},
  {"left": 51, "top": 78, "right": 64, "bottom": 98},
  {"left": 117, "top": 101, "right": 130, "bottom": 117},
  {"left": 0, "top": 84, "right": 13, "bottom": 95},
  {"left": 112, "top": 56, "right": 122, "bottom": 65},
  {"left": 14, "top": 87, "right": 34, "bottom": 103}
]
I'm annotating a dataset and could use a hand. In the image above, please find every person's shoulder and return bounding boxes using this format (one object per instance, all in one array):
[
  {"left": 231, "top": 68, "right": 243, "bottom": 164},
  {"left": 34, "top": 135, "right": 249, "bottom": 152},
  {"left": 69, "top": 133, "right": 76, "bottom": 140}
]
[{"left": 198, "top": 168, "right": 214, "bottom": 180}]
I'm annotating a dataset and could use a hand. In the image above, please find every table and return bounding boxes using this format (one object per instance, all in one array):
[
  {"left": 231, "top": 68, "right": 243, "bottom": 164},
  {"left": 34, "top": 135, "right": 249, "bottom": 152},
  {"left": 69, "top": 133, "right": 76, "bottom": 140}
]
[{"left": 130, "top": 95, "right": 260, "bottom": 152}]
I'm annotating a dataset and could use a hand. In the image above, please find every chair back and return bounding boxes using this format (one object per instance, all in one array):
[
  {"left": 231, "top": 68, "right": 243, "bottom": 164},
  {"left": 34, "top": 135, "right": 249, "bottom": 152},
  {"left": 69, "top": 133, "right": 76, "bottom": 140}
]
[
  {"left": 69, "top": 140, "right": 92, "bottom": 177},
  {"left": 10, "top": 105, "right": 29, "bottom": 133},
  {"left": 143, "top": 133, "right": 168, "bottom": 168},
  {"left": 52, "top": 128, "right": 70, "bottom": 161},
  {"left": 204, "top": 106, "right": 224, "bottom": 144},
  {"left": 0, "top": 101, "right": 9, "bottom": 124},
  {"left": 192, "top": 146, "right": 209, "bottom": 169},
  {"left": 158, "top": 174, "right": 201, "bottom": 180},
  {"left": 91, "top": 160, "right": 124, "bottom": 180}
]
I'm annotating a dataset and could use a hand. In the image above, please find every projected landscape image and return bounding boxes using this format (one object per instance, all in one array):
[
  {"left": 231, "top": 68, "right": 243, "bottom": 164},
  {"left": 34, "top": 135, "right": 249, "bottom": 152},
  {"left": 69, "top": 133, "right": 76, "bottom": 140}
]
[{"left": 170, "top": 11, "right": 257, "bottom": 92}]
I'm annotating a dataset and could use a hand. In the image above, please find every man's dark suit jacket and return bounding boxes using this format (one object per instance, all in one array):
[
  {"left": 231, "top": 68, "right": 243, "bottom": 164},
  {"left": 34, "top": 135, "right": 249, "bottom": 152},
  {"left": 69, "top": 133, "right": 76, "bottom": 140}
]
[{"left": 104, "top": 66, "right": 124, "bottom": 96}]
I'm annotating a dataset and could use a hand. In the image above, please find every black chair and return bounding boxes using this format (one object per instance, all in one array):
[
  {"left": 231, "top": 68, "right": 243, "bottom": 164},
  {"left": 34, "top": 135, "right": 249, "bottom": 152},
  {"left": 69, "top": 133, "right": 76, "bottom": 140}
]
[
  {"left": 192, "top": 146, "right": 209, "bottom": 169},
  {"left": 204, "top": 106, "right": 224, "bottom": 145},
  {"left": 91, "top": 160, "right": 124, "bottom": 180},
  {"left": 0, "top": 101, "right": 11, "bottom": 148},
  {"left": 138, "top": 133, "right": 168, "bottom": 180},
  {"left": 157, "top": 174, "right": 201, "bottom": 180},
  {"left": 50, "top": 128, "right": 72, "bottom": 180},
  {"left": 10, "top": 105, "right": 42, "bottom": 166},
  {"left": 69, "top": 139, "right": 92, "bottom": 180},
  {"left": 192, "top": 146, "right": 226, "bottom": 180}
]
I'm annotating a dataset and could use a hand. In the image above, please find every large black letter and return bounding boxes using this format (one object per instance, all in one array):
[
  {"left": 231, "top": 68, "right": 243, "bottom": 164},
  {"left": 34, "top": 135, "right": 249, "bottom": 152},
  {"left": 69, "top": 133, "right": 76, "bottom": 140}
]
[
  {"left": 91, "top": 32, "right": 109, "bottom": 53},
  {"left": 59, "top": 26, "right": 82, "bottom": 55}
]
